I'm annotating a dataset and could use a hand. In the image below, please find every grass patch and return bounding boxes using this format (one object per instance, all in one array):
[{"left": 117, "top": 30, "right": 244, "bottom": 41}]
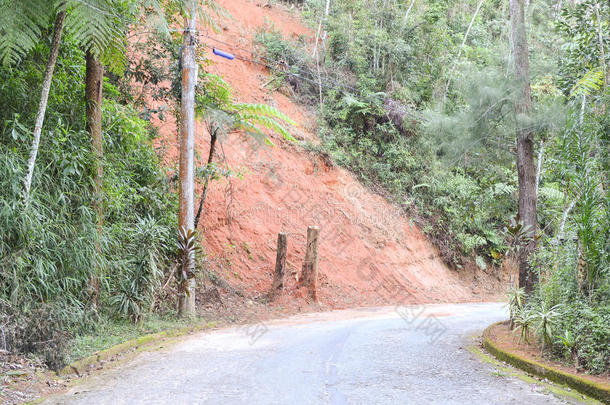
[{"left": 68, "top": 315, "right": 203, "bottom": 363}]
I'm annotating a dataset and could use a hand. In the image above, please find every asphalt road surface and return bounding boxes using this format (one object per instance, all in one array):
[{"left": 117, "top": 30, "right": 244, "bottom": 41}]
[{"left": 46, "top": 302, "right": 584, "bottom": 405}]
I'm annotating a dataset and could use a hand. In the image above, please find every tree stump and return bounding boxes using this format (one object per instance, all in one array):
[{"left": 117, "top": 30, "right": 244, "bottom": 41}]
[
  {"left": 271, "top": 233, "right": 287, "bottom": 296},
  {"left": 300, "top": 226, "right": 320, "bottom": 302}
]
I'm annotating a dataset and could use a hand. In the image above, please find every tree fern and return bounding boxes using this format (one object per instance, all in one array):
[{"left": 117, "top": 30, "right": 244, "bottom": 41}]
[
  {"left": 0, "top": 0, "right": 128, "bottom": 73},
  {"left": 197, "top": 73, "right": 297, "bottom": 143},
  {"left": 64, "top": 0, "right": 129, "bottom": 74},
  {"left": 0, "top": 0, "right": 54, "bottom": 66}
]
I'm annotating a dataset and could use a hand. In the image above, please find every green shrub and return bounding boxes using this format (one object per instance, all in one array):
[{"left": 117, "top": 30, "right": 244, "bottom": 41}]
[
  {"left": 0, "top": 37, "right": 177, "bottom": 368},
  {"left": 552, "top": 302, "right": 610, "bottom": 374}
]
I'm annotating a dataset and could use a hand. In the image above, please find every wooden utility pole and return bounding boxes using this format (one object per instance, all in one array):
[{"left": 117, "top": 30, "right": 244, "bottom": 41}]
[
  {"left": 271, "top": 233, "right": 287, "bottom": 296},
  {"left": 300, "top": 226, "right": 320, "bottom": 302},
  {"left": 178, "top": 0, "right": 198, "bottom": 316},
  {"left": 85, "top": 50, "right": 104, "bottom": 306},
  {"left": 510, "top": 0, "right": 538, "bottom": 294}
]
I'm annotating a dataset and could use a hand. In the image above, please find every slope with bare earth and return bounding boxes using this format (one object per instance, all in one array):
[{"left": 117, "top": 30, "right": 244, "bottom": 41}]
[{"left": 155, "top": 0, "right": 508, "bottom": 310}]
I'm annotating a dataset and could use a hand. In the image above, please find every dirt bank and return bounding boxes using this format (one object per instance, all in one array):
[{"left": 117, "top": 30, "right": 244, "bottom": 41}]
[{"left": 156, "top": 0, "right": 508, "bottom": 309}]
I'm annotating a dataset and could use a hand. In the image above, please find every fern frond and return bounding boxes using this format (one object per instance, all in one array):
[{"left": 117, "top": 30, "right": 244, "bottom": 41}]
[
  {"left": 231, "top": 103, "right": 297, "bottom": 126},
  {"left": 64, "top": 0, "right": 128, "bottom": 73},
  {"left": 234, "top": 120, "right": 275, "bottom": 146},
  {"left": 101, "top": 36, "right": 128, "bottom": 74},
  {"left": 539, "top": 186, "right": 565, "bottom": 202},
  {"left": 570, "top": 67, "right": 605, "bottom": 99},
  {"left": 235, "top": 113, "right": 295, "bottom": 141},
  {"left": 0, "top": 0, "right": 54, "bottom": 66}
]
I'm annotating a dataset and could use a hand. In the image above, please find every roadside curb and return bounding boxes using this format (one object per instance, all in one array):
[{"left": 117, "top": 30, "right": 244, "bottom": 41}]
[
  {"left": 57, "top": 320, "right": 217, "bottom": 377},
  {"left": 482, "top": 321, "right": 610, "bottom": 404}
]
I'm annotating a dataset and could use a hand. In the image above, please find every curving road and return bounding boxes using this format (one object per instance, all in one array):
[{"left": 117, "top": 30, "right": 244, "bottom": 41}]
[{"left": 46, "top": 303, "right": 583, "bottom": 404}]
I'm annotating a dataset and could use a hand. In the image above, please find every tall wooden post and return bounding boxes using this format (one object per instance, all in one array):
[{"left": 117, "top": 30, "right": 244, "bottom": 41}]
[
  {"left": 178, "top": 1, "right": 198, "bottom": 316},
  {"left": 271, "top": 233, "right": 287, "bottom": 296},
  {"left": 301, "top": 226, "right": 320, "bottom": 302}
]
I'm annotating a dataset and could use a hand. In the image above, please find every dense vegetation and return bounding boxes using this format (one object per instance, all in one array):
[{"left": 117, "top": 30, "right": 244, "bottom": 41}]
[
  {"left": 0, "top": 38, "right": 177, "bottom": 369},
  {"left": 256, "top": 0, "right": 608, "bottom": 373},
  {"left": 0, "top": 0, "right": 295, "bottom": 370},
  {"left": 0, "top": 0, "right": 607, "bottom": 377}
]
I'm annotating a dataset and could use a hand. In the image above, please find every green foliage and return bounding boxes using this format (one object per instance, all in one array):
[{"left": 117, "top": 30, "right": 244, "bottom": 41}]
[
  {"left": 254, "top": 27, "right": 318, "bottom": 104},
  {"left": 197, "top": 72, "right": 296, "bottom": 143},
  {"left": 67, "top": 314, "right": 198, "bottom": 363},
  {"left": 558, "top": 105, "right": 608, "bottom": 293},
  {"left": 0, "top": 38, "right": 176, "bottom": 367},
  {"left": 64, "top": 0, "right": 133, "bottom": 74},
  {"left": 0, "top": 0, "right": 133, "bottom": 74},
  {"left": 570, "top": 68, "right": 605, "bottom": 99},
  {"left": 0, "top": 0, "right": 52, "bottom": 65},
  {"left": 176, "top": 227, "right": 201, "bottom": 297},
  {"left": 507, "top": 287, "right": 526, "bottom": 325},
  {"left": 109, "top": 216, "right": 169, "bottom": 322},
  {"left": 531, "top": 302, "right": 563, "bottom": 351},
  {"left": 551, "top": 302, "right": 610, "bottom": 374},
  {"left": 295, "top": 0, "right": 608, "bottom": 373},
  {"left": 319, "top": 87, "right": 513, "bottom": 263},
  {"left": 555, "top": 0, "right": 610, "bottom": 95},
  {"left": 512, "top": 306, "right": 536, "bottom": 344}
]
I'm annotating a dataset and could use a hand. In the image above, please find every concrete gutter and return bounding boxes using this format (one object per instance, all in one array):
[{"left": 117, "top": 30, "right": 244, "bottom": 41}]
[{"left": 483, "top": 321, "right": 610, "bottom": 404}]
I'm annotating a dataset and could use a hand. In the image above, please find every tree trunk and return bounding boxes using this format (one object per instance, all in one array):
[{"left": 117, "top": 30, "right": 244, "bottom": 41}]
[
  {"left": 312, "top": 0, "right": 331, "bottom": 58},
  {"left": 86, "top": 51, "right": 104, "bottom": 306},
  {"left": 23, "top": 11, "right": 66, "bottom": 203},
  {"left": 535, "top": 140, "right": 543, "bottom": 197},
  {"left": 594, "top": 1, "right": 608, "bottom": 86},
  {"left": 194, "top": 127, "right": 218, "bottom": 229},
  {"left": 271, "top": 233, "right": 287, "bottom": 296},
  {"left": 510, "top": 0, "right": 538, "bottom": 294},
  {"left": 443, "top": 0, "right": 485, "bottom": 104},
  {"left": 178, "top": 2, "right": 198, "bottom": 316},
  {"left": 401, "top": 0, "right": 417, "bottom": 31},
  {"left": 300, "top": 226, "right": 320, "bottom": 302}
]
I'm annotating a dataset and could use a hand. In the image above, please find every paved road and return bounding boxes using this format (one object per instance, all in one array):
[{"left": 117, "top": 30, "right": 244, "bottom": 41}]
[{"left": 47, "top": 303, "right": 581, "bottom": 405}]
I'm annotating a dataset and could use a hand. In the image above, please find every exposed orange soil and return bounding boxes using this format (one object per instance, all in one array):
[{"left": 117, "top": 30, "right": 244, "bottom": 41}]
[
  {"left": 153, "top": 0, "right": 507, "bottom": 309},
  {"left": 488, "top": 322, "right": 610, "bottom": 386}
]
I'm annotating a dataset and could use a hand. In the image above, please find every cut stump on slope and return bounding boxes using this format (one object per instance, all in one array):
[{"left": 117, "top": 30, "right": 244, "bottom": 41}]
[
  {"left": 270, "top": 232, "right": 287, "bottom": 297},
  {"left": 300, "top": 226, "right": 320, "bottom": 302}
]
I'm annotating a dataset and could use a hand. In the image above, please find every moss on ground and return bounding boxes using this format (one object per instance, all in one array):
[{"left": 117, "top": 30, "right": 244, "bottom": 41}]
[{"left": 481, "top": 322, "right": 609, "bottom": 404}]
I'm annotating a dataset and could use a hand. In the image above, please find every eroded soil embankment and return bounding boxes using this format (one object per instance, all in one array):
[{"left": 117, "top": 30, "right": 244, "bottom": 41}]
[{"left": 153, "top": 0, "right": 508, "bottom": 309}]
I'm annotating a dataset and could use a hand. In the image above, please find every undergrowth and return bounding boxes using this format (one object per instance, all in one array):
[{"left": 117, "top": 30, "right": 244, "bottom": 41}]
[{"left": 0, "top": 38, "right": 177, "bottom": 369}]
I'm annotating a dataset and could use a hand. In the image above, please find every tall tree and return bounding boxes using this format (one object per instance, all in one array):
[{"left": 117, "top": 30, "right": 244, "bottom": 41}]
[
  {"left": 178, "top": 0, "right": 198, "bottom": 316},
  {"left": 86, "top": 51, "right": 105, "bottom": 305},
  {"left": 22, "top": 10, "right": 66, "bottom": 202},
  {"left": 0, "top": 3, "right": 63, "bottom": 202},
  {"left": 510, "top": 0, "right": 538, "bottom": 293},
  {"left": 1, "top": 0, "right": 129, "bottom": 202}
]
